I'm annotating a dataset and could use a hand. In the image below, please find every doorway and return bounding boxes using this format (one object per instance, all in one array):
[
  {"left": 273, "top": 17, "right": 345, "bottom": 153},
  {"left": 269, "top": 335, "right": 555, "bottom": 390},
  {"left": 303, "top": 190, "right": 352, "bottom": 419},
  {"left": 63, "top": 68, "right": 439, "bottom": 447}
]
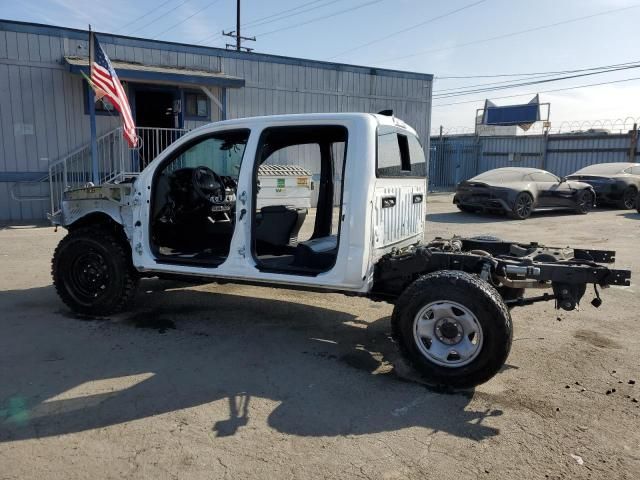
[{"left": 134, "top": 88, "right": 180, "bottom": 168}]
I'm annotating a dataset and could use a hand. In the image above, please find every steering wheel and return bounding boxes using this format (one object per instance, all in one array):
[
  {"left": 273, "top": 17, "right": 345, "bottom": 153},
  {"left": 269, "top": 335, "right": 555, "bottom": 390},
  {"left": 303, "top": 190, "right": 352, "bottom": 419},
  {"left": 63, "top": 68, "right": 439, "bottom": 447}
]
[{"left": 192, "top": 166, "right": 226, "bottom": 204}]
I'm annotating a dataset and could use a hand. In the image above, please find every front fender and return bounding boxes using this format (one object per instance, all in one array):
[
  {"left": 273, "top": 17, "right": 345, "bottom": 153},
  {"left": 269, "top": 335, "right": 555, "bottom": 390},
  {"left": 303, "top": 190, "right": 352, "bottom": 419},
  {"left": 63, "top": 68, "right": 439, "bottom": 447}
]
[{"left": 61, "top": 198, "right": 134, "bottom": 242}]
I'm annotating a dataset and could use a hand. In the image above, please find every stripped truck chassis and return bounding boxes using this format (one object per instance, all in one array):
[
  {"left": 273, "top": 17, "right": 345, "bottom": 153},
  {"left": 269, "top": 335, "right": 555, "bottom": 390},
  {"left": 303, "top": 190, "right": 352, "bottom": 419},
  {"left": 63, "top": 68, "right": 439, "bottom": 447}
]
[{"left": 373, "top": 237, "right": 630, "bottom": 310}]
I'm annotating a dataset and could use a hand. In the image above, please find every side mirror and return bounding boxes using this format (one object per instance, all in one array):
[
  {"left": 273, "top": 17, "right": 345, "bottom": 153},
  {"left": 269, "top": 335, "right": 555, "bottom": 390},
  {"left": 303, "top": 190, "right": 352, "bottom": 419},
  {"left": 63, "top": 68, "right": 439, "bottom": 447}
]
[{"left": 560, "top": 176, "right": 567, "bottom": 183}]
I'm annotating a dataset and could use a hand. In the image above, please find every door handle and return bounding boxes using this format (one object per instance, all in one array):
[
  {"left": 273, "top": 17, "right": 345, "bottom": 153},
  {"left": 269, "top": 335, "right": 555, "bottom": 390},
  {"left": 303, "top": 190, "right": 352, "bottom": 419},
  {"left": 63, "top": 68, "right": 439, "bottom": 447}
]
[
  {"left": 412, "top": 194, "right": 423, "bottom": 204},
  {"left": 239, "top": 208, "right": 246, "bottom": 221},
  {"left": 381, "top": 196, "right": 396, "bottom": 208}
]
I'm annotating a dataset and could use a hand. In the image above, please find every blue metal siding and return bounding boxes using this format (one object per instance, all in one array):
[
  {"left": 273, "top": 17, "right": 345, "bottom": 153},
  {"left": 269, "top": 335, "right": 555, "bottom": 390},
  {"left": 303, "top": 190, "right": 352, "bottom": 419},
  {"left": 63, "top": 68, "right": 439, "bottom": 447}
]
[{"left": 428, "top": 132, "right": 640, "bottom": 192}]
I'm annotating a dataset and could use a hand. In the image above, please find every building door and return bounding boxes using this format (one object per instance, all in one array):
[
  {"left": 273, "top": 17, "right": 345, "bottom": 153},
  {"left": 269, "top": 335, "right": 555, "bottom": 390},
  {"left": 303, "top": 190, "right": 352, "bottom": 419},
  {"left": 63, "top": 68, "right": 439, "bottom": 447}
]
[{"left": 133, "top": 87, "right": 181, "bottom": 168}]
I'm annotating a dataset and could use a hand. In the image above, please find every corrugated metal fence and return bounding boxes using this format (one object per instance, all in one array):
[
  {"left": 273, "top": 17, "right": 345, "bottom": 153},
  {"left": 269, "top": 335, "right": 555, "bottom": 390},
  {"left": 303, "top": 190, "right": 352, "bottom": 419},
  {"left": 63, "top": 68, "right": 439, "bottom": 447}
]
[{"left": 429, "top": 130, "right": 640, "bottom": 191}]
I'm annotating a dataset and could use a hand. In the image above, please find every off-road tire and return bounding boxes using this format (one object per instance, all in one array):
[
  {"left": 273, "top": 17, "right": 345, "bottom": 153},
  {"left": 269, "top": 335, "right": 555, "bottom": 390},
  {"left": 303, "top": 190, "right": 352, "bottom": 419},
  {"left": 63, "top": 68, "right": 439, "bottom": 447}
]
[
  {"left": 509, "top": 192, "right": 533, "bottom": 220},
  {"left": 391, "top": 270, "right": 512, "bottom": 389},
  {"left": 574, "top": 189, "right": 594, "bottom": 214},
  {"left": 617, "top": 186, "right": 637, "bottom": 210},
  {"left": 52, "top": 226, "right": 139, "bottom": 316}
]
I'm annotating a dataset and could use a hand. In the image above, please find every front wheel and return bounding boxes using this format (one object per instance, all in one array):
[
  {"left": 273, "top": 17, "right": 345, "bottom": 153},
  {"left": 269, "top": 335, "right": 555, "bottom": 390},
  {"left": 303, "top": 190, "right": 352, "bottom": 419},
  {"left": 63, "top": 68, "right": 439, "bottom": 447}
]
[
  {"left": 618, "top": 187, "right": 637, "bottom": 210},
  {"left": 574, "top": 189, "right": 594, "bottom": 214},
  {"left": 52, "top": 226, "right": 139, "bottom": 316},
  {"left": 509, "top": 192, "right": 533, "bottom": 220},
  {"left": 391, "top": 271, "right": 512, "bottom": 389}
]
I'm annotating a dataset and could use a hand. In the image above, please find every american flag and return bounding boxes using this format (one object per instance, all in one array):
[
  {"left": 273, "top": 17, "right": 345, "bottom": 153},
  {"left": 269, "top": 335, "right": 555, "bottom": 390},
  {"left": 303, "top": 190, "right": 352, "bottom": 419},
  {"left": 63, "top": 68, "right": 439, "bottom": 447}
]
[{"left": 89, "top": 33, "right": 138, "bottom": 147}]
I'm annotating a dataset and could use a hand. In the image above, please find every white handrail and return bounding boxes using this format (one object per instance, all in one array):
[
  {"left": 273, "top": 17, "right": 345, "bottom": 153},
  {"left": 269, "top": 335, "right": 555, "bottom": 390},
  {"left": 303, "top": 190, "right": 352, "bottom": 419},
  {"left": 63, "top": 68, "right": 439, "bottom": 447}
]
[{"left": 47, "top": 126, "right": 190, "bottom": 217}]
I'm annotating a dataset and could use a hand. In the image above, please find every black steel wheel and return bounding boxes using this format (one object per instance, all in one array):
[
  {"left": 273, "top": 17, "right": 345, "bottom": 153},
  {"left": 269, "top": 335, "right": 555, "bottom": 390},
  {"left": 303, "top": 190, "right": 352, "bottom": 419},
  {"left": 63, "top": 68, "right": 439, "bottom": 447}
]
[
  {"left": 510, "top": 192, "right": 534, "bottom": 220},
  {"left": 618, "top": 186, "right": 638, "bottom": 210},
  {"left": 52, "top": 226, "right": 139, "bottom": 315},
  {"left": 392, "top": 271, "right": 512, "bottom": 389},
  {"left": 574, "top": 189, "right": 594, "bottom": 214}
]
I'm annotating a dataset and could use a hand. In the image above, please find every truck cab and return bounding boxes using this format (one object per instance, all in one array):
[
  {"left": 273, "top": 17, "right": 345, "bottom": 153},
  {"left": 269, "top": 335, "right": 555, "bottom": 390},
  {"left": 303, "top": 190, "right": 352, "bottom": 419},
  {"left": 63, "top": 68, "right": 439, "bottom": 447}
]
[{"left": 60, "top": 113, "right": 427, "bottom": 292}]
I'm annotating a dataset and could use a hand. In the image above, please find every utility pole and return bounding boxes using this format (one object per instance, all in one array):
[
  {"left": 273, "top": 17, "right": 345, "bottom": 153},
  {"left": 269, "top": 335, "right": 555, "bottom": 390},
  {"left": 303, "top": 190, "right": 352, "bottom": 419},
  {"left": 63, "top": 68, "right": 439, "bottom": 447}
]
[{"left": 222, "top": 0, "right": 256, "bottom": 52}]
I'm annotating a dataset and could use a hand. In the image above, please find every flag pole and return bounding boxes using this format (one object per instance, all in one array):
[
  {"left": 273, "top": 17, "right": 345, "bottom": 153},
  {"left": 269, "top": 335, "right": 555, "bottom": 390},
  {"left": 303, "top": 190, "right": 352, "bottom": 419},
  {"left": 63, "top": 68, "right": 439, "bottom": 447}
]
[{"left": 88, "top": 24, "right": 99, "bottom": 185}]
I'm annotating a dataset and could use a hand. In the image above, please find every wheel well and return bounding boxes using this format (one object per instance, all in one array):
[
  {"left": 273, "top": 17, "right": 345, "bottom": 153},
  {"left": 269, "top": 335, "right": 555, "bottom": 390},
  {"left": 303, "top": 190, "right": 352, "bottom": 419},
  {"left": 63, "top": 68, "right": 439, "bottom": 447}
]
[{"left": 67, "top": 213, "right": 129, "bottom": 247}]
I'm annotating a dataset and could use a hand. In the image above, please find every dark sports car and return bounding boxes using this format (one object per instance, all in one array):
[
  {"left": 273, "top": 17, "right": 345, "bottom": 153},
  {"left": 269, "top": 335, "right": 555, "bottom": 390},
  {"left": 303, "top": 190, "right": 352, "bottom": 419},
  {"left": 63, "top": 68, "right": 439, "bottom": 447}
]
[
  {"left": 567, "top": 162, "right": 640, "bottom": 209},
  {"left": 454, "top": 167, "right": 595, "bottom": 219}
]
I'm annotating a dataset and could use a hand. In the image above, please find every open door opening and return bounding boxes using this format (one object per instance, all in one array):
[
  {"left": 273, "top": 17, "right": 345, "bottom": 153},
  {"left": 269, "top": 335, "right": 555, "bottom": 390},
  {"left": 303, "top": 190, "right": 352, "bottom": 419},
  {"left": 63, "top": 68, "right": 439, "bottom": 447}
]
[
  {"left": 134, "top": 88, "right": 179, "bottom": 168},
  {"left": 252, "top": 125, "right": 347, "bottom": 275},
  {"left": 149, "top": 129, "right": 250, "bottom": 266}
]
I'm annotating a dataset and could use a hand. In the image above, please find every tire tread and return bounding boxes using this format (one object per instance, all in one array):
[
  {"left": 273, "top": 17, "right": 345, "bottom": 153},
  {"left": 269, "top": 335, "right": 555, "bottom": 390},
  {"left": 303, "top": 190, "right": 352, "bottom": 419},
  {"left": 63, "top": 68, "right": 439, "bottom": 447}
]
[
  {"left": 52, "top": 226, "right": 138, "bottom": 315},
  {"left": 391, "top": 270, "right": 512, "bottom": 389}
]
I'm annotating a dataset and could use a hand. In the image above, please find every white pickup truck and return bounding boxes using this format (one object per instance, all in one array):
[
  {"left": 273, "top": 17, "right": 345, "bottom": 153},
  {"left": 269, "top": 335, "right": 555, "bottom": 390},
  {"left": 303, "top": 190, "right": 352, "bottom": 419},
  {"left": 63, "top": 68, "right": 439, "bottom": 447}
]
[{"left": 50, "top": 112, "right": 631, "bottom": 388}]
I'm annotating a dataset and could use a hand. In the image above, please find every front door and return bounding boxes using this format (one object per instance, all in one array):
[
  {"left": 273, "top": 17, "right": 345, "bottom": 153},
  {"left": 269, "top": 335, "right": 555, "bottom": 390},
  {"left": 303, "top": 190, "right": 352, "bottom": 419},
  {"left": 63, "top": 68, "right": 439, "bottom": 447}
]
[
  {"left": 133, "top": 86, "right": 181, "bottom": 169},
  {"left": 530, "top": 172, "right": 574, "bottom": 208}
]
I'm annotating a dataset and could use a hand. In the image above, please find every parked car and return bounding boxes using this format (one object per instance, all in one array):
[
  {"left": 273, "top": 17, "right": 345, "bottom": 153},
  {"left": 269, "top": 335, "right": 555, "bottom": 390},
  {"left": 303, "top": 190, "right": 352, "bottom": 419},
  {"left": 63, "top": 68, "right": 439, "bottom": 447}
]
[
  {"left": 453, "top": 167, "right": 595, "bottom": 219},
  {"left": 567, "top": 162, "right": 640, "bottom": 209}
]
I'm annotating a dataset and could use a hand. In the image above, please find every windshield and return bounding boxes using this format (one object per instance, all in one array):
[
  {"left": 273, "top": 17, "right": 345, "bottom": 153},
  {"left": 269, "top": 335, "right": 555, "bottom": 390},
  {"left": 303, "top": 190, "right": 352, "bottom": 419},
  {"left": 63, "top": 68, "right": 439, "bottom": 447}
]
[
  {"left": 472, "top": 170, "right": 525, "bottom": 182},
  {"left": 167, "top": 131, "right": 249, "bottom": 178},
  {"left": 573, "top": 163, "right": 632, "bottom": 175}
]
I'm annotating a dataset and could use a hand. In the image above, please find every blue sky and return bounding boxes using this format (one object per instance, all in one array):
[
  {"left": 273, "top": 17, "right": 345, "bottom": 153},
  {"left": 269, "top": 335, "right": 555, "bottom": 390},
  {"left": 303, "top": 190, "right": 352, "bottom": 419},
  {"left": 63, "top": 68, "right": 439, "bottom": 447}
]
[{"left": 3, "top": 0, "right": 640, "bottom": 132}]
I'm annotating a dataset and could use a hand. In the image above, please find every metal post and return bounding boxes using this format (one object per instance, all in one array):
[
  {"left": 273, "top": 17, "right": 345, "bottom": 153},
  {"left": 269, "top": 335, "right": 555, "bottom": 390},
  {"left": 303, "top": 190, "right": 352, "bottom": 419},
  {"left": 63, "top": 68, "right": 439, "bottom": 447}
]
[
  {"left": 541, "top": 130, "right": 548, "bottom": 171},
  {"left": 88, "top": 81, "right": 99, "bottom": 184},
  {"left": 221, "top": 87, "right": 227, "bottom": 120},
  {"left": 88, "top": 26, "right": 99, "bottom": 185},
  {"left": 236, "top": 0, "right": 241, "bottom": 52},
  {"left": 629, "top": 123, "right": 638, "bottom": 162}
]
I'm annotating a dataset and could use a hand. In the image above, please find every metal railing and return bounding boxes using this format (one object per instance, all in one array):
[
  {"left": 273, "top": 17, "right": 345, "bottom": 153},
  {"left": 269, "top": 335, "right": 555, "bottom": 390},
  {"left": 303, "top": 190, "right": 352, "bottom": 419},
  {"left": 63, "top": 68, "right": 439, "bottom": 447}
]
[
  {"left": 135, "top": 127, "right": 189, "bottom": 171},
  {"left": 47, "top": 126, "right": 190, "bottom": 216}
]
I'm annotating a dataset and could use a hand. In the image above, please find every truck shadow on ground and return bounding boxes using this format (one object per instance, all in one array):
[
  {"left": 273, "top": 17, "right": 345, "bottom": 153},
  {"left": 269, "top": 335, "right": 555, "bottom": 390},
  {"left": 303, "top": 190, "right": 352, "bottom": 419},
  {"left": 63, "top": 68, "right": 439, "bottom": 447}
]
[{"left": 0, "top": 280, "right": 503, "bottom": 442}]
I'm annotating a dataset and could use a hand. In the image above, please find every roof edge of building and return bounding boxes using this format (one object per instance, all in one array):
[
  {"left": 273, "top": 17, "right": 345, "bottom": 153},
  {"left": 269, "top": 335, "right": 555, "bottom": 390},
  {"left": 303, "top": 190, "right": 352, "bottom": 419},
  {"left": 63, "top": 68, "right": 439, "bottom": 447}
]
[{"left": 0, "top": 18, "right": 434, "bottom": 82}]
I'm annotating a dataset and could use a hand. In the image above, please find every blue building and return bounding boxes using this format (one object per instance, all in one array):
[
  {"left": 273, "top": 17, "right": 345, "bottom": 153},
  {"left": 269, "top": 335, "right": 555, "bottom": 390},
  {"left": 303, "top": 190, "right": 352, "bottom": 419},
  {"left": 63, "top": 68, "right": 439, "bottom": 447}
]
[{"left": 0, "top": 19, "right": 433, "bottom": 222}]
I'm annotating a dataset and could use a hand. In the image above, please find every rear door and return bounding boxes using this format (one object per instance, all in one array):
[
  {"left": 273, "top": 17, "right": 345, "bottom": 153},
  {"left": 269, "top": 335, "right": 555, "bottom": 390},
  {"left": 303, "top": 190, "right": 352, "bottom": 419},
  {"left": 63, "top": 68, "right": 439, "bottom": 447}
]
[
  {"left": 530, "top": 171, "right": 574, "bottom": 207},
  {"left": 373, "top": 126, "right": 426, "bottom": 249}
]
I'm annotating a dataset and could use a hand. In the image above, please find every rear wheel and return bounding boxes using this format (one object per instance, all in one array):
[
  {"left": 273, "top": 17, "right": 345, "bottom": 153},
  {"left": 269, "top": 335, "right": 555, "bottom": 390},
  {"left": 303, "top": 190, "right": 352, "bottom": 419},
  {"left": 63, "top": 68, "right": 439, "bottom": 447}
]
[
  {"left": 575, "top": 189, "right": 594, "bottom": 214},
  {"left": 618, "top": 186, "right": 637, "bottom": 210},
  {"left": 636, "top": 191, "right": 640, "bottom": 213},
  {"left": 392, "top": 271, "right": 512, "bottom": 389},
  {"left": 52, "top": 226, "right": 139, "bottom": 316},
  {"left": 510, "top": 192, "right": 533, "bottom": 220}
]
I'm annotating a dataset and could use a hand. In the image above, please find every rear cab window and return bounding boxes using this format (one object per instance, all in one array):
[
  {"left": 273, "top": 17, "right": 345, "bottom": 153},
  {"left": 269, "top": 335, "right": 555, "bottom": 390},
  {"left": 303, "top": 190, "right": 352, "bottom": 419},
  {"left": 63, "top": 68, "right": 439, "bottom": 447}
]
[{"left": 377, "top": 126, "right": 426, "bottom": 178}]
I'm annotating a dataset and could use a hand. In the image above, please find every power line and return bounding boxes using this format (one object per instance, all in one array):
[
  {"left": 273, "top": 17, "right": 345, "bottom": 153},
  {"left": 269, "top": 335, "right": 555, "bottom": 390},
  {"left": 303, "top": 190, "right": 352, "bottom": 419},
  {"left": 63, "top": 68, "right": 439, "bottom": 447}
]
[
  {"left": 433, "top": 62, "right": 640, "bottom": 98},
  {"left": 435, "top": 62, "right": 640, "bottom": 80},
  {"left": 375, "top": 4, "right": 640, "bottom": 65},
  {"left": 252, "top": 0, "right": 388, "bottom": 38},
  {"left": 433, "top": 61, "right": 640, "bottom": 93},
  {"left": 244, "top": 0, "right": 341, "bottom": 29},
  {"left": 113, "top": 0, "right": 175, "bottom": 33},
  {"left": 195, "top": 0, "right": 340, "bottom": 45},
  {"left": 240, "top": 0, "right": 329, "bottom": 28},
  {"left": 432, "top": 75, "right": 640, "bottom": 108},
  {"left": 325, "top": 0, "right": 488, "bottom": 61},
  {"left": 151, "top": 0, "right": 222, "bottom": 39},
  {"left": 124, "top": 0, "right": 191, "bottom": 35}
]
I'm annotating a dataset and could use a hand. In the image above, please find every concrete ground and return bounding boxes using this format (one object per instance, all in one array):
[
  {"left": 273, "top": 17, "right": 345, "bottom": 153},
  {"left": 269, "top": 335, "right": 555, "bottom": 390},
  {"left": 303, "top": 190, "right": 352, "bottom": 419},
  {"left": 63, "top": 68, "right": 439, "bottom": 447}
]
[{"left": 1, "top": 194, "right": 639, "bottom": 479}]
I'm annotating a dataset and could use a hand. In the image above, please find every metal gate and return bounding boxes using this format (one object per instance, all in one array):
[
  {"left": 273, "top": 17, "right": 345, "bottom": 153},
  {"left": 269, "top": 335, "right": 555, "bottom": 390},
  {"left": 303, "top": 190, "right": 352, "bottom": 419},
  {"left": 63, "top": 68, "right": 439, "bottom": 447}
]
[{"left": 428, "top": 139, "right": 479, "bottom": 191}]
